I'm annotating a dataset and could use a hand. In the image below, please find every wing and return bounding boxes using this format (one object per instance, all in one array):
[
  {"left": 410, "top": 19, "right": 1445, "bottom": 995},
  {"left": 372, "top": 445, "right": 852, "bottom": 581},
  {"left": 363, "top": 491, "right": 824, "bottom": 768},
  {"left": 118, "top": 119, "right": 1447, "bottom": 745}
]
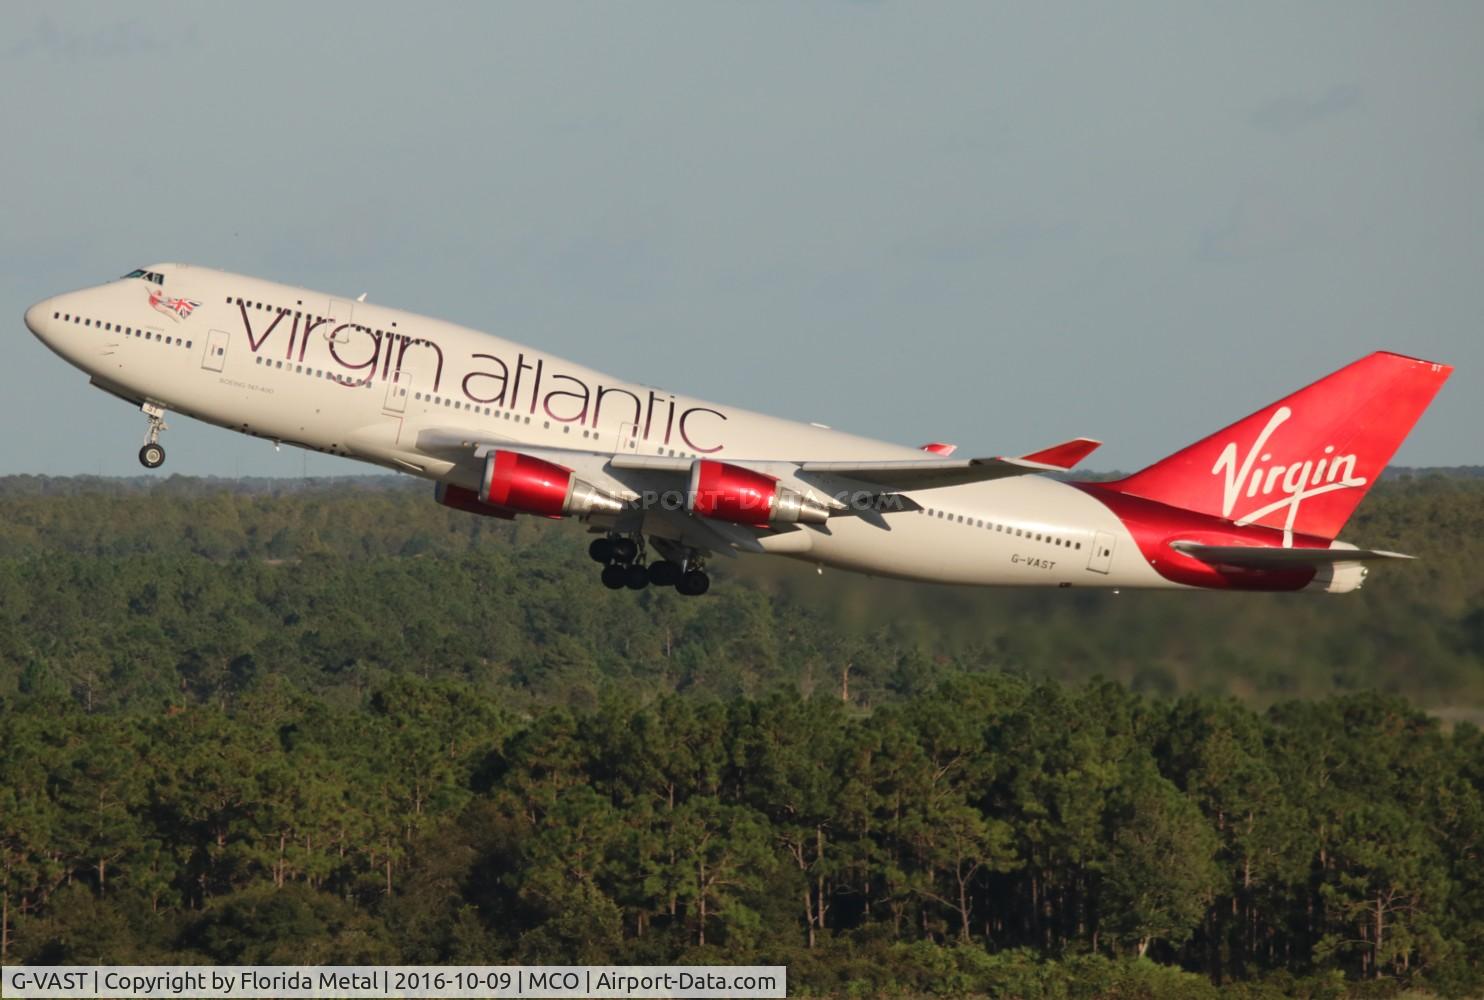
[
  {"left": 418, "top": 429, "right": 1101, "bottom": 503},
  {"left": 611, "top": 437, "right": 1101, "bottom": 491},
  {"left": 413, "top": 429, "right": 1101, "bottom": 554},
  {"left": 795, "top": 438, "right": 1102, "bottom": 491},
  {"left": 1170, "top": 541, "right": 1415, "bottom": 568}
]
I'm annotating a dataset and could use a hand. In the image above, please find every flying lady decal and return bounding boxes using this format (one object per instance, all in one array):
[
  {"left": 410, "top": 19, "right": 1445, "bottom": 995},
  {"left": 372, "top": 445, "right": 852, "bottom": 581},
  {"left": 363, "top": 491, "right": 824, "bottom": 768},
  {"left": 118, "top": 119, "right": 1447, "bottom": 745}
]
[{"left": 148, "top": 287, "right": 201, "bottom": 321}]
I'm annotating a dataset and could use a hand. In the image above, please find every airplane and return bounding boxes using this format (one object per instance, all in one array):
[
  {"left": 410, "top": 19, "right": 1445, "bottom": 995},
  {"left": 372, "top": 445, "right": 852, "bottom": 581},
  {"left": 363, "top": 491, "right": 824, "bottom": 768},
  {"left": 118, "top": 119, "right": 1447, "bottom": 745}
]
[{"left": 24, "top": 263, "right": 1451, "bottom": 596}]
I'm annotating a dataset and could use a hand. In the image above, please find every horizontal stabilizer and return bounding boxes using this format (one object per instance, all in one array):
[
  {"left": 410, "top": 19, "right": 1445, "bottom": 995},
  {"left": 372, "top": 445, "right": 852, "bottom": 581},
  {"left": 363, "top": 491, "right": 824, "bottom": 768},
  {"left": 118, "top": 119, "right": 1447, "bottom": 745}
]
[
  {"left": 918, "top": 442, "right": 958, "bottom": 456},
  {"left": 1170, "top": 540, "right": 1415, "bottom": 569},
  {"left": 1020, "top": 437, "right": 1101, "bottom": 470}
]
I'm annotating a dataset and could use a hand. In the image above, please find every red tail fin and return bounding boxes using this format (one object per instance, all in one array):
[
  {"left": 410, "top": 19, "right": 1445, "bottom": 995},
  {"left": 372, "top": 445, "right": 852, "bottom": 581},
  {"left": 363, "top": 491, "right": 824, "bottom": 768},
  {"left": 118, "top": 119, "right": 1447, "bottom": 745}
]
[{"left": 1102, "top": 351, "right": 1451, "bottom": 540}]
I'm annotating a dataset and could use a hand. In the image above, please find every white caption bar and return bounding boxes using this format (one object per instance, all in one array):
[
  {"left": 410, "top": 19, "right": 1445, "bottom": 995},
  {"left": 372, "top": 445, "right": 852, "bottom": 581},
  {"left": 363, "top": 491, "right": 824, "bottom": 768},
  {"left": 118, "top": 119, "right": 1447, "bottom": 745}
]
[{"left": 0, "top": 966, "right": 787, "bottom": 999}]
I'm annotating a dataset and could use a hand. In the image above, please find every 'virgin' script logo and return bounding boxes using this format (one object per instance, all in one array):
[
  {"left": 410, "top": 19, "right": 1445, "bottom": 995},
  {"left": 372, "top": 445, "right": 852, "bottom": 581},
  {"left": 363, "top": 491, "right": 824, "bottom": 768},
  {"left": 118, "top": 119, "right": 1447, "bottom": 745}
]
[{"left": 1212, "top": 407, "right": 1366, "bottom": 544}]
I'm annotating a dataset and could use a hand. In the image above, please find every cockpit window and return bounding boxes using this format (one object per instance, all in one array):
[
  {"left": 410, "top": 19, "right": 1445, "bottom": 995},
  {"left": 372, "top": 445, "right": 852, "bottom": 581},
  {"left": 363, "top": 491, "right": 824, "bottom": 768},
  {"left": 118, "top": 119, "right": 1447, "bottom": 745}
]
[{"left": 120, "top": 268, "right": 164, "bottom": 285}]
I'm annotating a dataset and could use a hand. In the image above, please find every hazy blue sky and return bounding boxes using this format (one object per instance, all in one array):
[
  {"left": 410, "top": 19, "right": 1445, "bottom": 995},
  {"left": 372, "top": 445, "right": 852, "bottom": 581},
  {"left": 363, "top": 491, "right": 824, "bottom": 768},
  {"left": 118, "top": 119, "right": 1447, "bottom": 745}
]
[{"left": 3, "top": 2, "right": 1480, "bottom": 477}]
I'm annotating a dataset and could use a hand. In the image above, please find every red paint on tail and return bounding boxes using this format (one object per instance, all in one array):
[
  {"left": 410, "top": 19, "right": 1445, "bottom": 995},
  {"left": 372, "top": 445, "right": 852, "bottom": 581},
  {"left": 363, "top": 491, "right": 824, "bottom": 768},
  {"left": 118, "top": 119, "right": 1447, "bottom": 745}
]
[{"left": 1095, "top": 351, "right": 1450, "bottom": 540}]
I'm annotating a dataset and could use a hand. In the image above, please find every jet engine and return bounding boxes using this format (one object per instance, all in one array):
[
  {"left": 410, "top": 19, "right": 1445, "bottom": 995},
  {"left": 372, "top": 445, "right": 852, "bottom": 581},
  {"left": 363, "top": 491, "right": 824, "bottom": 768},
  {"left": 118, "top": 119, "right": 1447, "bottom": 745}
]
[
  {"left": 482, "top": 450, "right": 626, "bottom": 518},
  {"left": 687, "top": 459, "right": 829, "bottom": 527}
]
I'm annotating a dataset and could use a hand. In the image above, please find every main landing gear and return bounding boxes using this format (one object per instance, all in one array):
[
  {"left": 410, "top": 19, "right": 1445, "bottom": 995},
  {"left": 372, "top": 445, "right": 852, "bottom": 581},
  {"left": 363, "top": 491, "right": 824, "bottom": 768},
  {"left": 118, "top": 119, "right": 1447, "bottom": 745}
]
[
  {"left": 588, "top": 533, "right": 710, "bottom": 596},
  {"left": 138, "top": 402, "right": 168, "bottom": 469}
]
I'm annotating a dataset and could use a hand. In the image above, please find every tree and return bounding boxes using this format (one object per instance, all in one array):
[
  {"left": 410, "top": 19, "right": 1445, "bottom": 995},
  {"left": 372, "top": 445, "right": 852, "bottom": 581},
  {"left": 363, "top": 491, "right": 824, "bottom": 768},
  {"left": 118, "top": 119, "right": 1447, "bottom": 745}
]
[
  {"left": 516, "top": 785, "right": 625, "bottom": 961},
  {"left": 1101, "top": 762, "right": 1221, "bottom": 958},
  {"left": 907, "top": 802, "right": 1014, "bottom": 943},
  {"left": 655, "top": 799, "right": 774, "bottom": 948}
]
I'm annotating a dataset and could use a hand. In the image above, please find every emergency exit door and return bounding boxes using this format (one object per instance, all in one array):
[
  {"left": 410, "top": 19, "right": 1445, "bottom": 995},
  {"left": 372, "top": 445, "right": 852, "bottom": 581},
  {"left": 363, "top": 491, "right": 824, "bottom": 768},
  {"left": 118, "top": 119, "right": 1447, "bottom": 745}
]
[
  {"left": 1087, "top": 531, "right": 1117, "bottom": 574},
  {"left": 202, "top": 330, "right": 229, "bottom": 372}
]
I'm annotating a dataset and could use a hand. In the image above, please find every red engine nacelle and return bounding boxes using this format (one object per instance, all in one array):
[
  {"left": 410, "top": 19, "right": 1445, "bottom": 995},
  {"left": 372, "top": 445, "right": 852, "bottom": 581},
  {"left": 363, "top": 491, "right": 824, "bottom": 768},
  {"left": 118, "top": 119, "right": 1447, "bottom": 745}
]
[
  {"left": 687, "top": 459, "right": 829, "bottom": 527},
  {"left": 481, "top": 450, "right": 625, "bottom": 518},
  {"left": 435, "top": 482, "right": 516, "bottom": 519}
]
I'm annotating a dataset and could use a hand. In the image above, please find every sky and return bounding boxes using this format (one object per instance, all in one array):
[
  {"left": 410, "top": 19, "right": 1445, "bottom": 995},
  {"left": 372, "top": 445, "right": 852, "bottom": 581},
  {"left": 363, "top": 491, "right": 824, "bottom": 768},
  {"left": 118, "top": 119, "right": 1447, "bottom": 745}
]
[{"left": 2, "top": 2, "right": 1480, "bottom": 477}]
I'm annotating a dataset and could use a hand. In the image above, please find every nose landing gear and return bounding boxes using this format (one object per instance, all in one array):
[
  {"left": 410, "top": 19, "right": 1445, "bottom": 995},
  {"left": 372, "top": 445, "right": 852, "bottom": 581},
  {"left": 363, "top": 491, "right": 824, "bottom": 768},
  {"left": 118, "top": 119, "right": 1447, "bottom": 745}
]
[{"left": 138, "top": 402, "right": 168, "bottom": 469}]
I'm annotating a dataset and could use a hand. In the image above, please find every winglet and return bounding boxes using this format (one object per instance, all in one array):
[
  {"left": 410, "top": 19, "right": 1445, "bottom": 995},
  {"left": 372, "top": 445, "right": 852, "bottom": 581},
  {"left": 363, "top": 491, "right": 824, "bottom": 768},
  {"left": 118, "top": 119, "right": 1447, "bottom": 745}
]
[
  {"left": 1019, "top": 437, "right": 1101, "bottom": 470},
  {"left": 919, "top": 442, "right": 957, "bottom": 456}
]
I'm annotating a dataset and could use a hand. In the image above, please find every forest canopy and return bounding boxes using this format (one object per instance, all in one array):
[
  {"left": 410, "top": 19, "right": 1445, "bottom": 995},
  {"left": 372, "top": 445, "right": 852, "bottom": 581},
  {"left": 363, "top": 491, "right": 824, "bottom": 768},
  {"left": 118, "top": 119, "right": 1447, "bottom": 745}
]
[
  {"left": 1, "top": 472, "right": 1481, "bottom": 997},
  {"left": 0, "top": 470, "right": 1479, "bottom": 712}
]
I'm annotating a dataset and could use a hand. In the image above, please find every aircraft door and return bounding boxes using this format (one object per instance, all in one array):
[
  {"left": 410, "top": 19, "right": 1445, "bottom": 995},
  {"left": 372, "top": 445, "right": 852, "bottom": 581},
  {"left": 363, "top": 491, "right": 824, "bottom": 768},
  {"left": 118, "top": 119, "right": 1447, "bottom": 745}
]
[
  {"left": 202, "top": 330, "right": 229, "bottom": 372},
  {"left": 326, "top": 299, "right": 354, "bottom": 344},
  {"left": 616, "top": 421, "right": 641, "bottom": 454},
  {"left": 384, "top": 370, "right": 411, "bottom": 414},
  {"left": 1087, "top": 531, "right": 1116, "bottom": 574}
]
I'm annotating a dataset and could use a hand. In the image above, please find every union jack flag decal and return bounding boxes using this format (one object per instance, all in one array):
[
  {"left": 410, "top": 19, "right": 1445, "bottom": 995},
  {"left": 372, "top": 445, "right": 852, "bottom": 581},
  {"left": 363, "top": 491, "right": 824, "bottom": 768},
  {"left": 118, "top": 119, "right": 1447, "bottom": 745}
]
[{"left": 148, "top": 287, "right": 202, "bottom": 321}]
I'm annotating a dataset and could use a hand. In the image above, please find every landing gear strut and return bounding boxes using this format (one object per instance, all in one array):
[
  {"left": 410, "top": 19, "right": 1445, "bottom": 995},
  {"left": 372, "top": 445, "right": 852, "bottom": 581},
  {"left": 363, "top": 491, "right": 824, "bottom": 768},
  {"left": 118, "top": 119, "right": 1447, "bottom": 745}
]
[{"left": 138, "top": 402, "right": 168, "bottom": 469}]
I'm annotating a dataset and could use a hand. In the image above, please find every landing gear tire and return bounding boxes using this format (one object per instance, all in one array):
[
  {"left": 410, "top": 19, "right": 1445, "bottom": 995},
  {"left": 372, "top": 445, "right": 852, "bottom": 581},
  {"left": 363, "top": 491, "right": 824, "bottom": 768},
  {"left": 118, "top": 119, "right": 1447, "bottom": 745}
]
[
  {"left": 647, "top": 560, "right": 682, "bottom": 587},
  {"left": 624, "top": 564, "right": 650, "bottom": 590},
  {"left": 677, "top": 570, "right": 710, "bottom": 597},
  {"left": 139, "top": 402, "right": 168, "bottom": 469},
  {"left": 610, "top": 537, "right": 639, "bottom": 564},
  {"left": 589, "top": 538, "right": 615, "bottom": 563},
  {"left": 139, "top": 443, "right": 166, "bottom": 469},
  {"left": 601, "top": 564, "right": 628, "bottom": 590}
]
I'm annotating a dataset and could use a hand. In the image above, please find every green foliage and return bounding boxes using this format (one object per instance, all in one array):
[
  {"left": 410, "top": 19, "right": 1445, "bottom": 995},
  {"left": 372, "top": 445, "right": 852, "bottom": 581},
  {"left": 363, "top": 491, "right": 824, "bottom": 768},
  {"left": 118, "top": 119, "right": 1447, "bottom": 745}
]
[
  {"left": 0, "top": 472, "right": 1478, "bottom": 713},
  {"left": 0, "top": 473, "right": 1481, "bottom": 995},
  {"left": 3, "top": 679, "right": 1483, "bottom": 993}
]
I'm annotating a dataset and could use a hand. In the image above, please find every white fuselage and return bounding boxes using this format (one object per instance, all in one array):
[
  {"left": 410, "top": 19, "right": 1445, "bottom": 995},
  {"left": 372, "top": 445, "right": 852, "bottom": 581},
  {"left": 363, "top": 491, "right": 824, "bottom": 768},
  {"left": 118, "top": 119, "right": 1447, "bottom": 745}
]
[{"left": 24, "top": 263, "right": 1168, "bottom": 589}]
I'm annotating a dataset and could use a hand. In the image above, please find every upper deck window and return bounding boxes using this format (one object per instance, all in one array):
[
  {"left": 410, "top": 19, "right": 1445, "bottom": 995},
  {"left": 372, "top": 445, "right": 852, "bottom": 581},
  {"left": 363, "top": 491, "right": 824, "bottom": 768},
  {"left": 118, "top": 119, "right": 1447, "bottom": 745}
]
[{"left": 120, "top": 268, "right": 164, "bottom": 285}]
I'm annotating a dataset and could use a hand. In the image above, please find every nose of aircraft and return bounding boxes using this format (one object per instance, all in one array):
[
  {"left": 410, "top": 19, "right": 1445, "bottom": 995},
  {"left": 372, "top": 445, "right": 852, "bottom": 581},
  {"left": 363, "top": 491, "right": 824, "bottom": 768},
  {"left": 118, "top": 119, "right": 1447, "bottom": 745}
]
[{"left": 24, "top": 298, "right": 51, "bottom": 339}]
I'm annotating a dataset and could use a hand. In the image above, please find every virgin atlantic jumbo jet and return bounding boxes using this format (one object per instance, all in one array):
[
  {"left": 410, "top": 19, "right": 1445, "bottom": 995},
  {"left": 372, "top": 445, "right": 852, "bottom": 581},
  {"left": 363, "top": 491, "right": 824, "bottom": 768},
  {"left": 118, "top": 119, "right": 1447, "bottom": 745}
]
[{"left": 24, "top": 264, "right": 1451, "bottom": 596}]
